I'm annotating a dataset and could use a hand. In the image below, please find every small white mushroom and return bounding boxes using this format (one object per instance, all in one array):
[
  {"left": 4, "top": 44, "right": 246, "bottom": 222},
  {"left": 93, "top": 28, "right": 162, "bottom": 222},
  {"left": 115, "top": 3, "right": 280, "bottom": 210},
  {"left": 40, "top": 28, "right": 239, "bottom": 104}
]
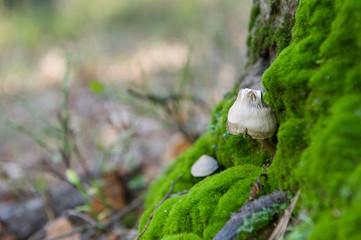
[
  {"left": 227, "top": 88, "right": 277, "bottom": 154},
  {"left": 191, "top": 155, "right": 219, "bottom": 177}
]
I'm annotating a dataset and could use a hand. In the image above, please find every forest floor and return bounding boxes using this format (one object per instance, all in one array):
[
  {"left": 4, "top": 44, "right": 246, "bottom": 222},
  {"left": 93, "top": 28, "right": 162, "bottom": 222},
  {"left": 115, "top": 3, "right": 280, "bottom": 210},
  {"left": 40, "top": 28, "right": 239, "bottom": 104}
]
[{"left": 0, "top": 0, "right": 251, "bottom": 239}]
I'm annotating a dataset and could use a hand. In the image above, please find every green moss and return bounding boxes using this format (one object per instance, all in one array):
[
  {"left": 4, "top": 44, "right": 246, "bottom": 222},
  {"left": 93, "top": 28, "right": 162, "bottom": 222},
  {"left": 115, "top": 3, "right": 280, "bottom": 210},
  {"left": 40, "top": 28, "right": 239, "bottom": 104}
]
[
  {"left": 139, "top": 197, "right": 181, "bottom": 239},
  {"left": 248, "top": 25, "right": 275, "bottom": 64},
  {"left": 139, "top": 165, "right": 265, "bottom": 239},
  {"left": 162, "top": 233, "right": 203, "bottom": 240},
  {"left": 139, "top": 84, "right": 274, "bottom": 239},
  {"left": 307, "top": 211, "right": 338, "bottom": 240},
  {"left": 263, "top": 0, "right": 361, "bottom": 238},
  {"left": 338, "top": 192, "right": 361, "bottom": 240},
  {"left": 308, "top": 191, "right": 361, "bottom": 240},
  {"left": 139, "top": 0, "right": 361, "bottom": 238},
  {"left": 268, "top": 118, "right": 306, "bottom": 190},
  {"left": 248, "top": 5, "right": 260, "bottom": 32},
  {"left": 275, "top": 16, "right": 296, "bottom": 55},
  {"left": 247, "top": 1, "right": 296, "bottom": 64},
  {"left": 297, "top": 95, "right": 361, "bottom": 209}
]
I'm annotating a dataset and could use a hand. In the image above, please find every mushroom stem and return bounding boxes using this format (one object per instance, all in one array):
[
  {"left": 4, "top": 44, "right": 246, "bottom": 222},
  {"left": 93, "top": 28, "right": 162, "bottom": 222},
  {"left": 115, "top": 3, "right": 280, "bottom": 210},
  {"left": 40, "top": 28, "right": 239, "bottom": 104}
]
[{"left": 258, "top": 138, "right": 276, "bottom": 155}]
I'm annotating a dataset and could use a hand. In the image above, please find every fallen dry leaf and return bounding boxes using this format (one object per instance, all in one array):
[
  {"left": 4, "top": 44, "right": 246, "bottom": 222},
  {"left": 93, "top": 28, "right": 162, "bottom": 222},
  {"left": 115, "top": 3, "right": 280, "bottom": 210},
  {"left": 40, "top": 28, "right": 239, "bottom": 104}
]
[
  {"left": 46, "top": 217, "right": 80, "bottom": 240},
  {"left": 92, "top": 170, "right": 129, "bottom": 215}
]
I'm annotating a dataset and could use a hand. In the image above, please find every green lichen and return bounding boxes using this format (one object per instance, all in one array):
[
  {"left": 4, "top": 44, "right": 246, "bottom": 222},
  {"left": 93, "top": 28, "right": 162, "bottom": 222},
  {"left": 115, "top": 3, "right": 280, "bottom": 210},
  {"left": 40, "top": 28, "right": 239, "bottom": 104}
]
[
  {"left": 274, "top": 16, "right": 296, "bottom": 55},
  {"left": 248, "top": 5, "right": 260, "bottom": 32},
  {"left": 236, "top": 202, "right": 287, "bottom": 239},
  {"left": 248, "top": 24, "right": 275, "bottom": 64},
  {"left": 247, "top": 1, "right": 296, "bottom": 64}
]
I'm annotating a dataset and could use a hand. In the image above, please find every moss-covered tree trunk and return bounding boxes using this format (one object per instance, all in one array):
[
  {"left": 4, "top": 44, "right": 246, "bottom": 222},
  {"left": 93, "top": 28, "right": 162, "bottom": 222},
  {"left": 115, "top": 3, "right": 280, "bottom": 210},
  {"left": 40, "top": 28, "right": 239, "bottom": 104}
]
[{"left": 138, "top": 0, "right": 361, "bottom": 239}]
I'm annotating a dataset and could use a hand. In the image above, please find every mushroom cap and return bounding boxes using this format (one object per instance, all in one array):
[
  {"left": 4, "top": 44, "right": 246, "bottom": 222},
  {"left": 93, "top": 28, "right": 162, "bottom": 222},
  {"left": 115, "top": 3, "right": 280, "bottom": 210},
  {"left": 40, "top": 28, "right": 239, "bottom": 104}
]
[
  {"left": 191, "top": 155, "right": 219, "bottom": 177},
  {"left": 226, "top": 88, "right": 276, "bottom": 139}
]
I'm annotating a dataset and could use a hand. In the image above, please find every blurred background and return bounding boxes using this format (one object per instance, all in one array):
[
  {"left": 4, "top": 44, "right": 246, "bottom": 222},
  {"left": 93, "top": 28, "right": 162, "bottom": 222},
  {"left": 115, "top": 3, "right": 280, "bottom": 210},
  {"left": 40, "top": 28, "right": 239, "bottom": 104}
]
[{"left": 0, "top": 0, "right": 251, "bottom": 239}]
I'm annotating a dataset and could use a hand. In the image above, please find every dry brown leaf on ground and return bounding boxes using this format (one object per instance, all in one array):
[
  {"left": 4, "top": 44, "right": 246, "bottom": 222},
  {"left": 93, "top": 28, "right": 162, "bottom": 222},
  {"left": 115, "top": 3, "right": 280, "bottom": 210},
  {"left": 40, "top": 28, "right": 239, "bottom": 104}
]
[
  {"left": 92, "top": 170, "right": 129, "bottom": 215},
  {"left": 45, "top": 217, "right": 80, "bottom": 240}
]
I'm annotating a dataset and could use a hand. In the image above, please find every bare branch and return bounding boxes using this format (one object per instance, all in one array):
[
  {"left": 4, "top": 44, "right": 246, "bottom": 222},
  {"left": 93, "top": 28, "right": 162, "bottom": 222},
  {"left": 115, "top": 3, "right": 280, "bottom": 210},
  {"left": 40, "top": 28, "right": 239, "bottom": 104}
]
[{"left": 213, "top": 190, "right": 288, "bottom": 240}]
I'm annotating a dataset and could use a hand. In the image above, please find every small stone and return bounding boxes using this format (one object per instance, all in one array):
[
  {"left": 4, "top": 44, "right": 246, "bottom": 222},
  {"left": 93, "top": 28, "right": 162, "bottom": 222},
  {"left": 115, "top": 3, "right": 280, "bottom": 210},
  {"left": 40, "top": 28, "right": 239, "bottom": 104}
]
[{"left": 191, "top": 155, "right": 219, "bottom": 177}]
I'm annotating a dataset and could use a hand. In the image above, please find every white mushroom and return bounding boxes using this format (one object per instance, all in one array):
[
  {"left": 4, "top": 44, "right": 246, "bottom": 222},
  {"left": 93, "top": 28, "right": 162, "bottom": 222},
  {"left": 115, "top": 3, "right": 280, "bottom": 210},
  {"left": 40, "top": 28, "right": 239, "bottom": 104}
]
[
  {"left": 227, "top": 88, "right": 277, "bottom": 154},
  {"left": 191, "top": 155, "right": 219, "bottom": 177}
]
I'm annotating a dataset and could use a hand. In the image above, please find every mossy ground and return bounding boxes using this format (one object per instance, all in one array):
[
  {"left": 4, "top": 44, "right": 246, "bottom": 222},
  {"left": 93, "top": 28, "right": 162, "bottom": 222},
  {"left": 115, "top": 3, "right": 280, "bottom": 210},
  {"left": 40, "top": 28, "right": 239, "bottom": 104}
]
[
  {"left": 139, "top": 164, "right": 268, "bottom": 239},
  {"left": 138, "top": 94, "right": 273, "bottom": 239},
  {"left": 138, "top": 0, "right": 361, "bottom": 239}
]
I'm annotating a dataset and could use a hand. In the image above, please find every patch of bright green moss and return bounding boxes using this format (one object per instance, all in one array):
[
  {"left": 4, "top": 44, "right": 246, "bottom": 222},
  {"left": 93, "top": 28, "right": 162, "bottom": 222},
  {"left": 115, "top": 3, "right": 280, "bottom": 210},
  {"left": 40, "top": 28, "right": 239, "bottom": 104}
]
[
  {"left": 297, "top": 95, "right": 361, "bottom": 209},
  {"left": 139, "top": 165, "right": 265, "bottom": 239},
  {"left": 162, "top": 233, "right": 203, "bottom": 240},
  {"left": 268, "top": 118, "right": 306, "bottom": 190},
  {"left": 263, "top": 0, "right": 361, "bottom": 238}
]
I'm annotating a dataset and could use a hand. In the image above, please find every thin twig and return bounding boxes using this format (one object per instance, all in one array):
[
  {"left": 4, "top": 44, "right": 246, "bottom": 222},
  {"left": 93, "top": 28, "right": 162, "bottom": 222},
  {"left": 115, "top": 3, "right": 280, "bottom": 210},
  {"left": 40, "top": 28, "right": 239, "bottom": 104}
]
[
  {"left": 58, "top": 59, "right": 94, "bottom": 182},
  {"left": 268, "top": 190, "right": 300, "bottom": 240},
  {"left": 45, "top": 197, "right": 143, "bottom": 240},
  {"left": 127, "top": 88, "right": 197, "bottom": 142},
  {"left": 170, "top": 190, "right": 189, "bottom": 198},
  {"left": 136, "top": 174, "right": 183, "bottom": 240},
  {"left": 60, "top": 56, "right": 71, "bottom": 168},
  {"left": 67, "top": 210, "right": 97, "bottom": 225}
]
